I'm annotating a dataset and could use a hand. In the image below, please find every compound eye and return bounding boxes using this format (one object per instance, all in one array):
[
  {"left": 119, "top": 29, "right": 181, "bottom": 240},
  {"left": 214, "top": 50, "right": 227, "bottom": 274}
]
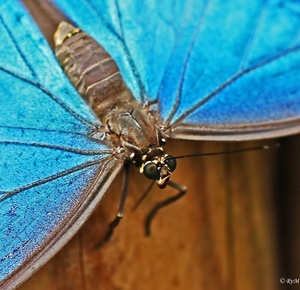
[
  {"left": 165, "top": 156, "right": 177, "bottom": 172},
  {"left": 144, "top": 162, "right": 159, "bottom": 180}
]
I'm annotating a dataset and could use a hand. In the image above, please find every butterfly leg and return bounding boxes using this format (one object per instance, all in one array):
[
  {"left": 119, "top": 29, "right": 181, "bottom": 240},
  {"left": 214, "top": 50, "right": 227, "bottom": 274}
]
[
  {"left": 145, "top": 180, "right": 187, "bottom": 236},
  {"left": 97, "top": 164, "right": 130, "bottom": 247}
]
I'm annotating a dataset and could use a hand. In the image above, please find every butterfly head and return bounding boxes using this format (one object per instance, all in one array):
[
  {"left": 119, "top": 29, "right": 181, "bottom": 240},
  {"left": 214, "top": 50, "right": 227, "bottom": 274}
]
[{"left": 139, "top": 150, "right": 177, "bottom": 188}]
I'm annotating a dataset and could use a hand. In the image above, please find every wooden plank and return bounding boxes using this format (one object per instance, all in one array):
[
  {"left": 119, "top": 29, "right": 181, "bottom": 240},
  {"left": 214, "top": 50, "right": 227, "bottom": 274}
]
[
  {"left": 277, "top": 135, "right": 300, "bottom": 284},
  {"left": 19, "top": 140, "right": 279, "bottom": 290}
]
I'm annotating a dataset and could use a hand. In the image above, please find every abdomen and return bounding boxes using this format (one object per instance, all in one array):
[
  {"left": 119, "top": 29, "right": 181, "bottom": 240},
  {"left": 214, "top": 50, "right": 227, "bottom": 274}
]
[{"left": 54, "top": 22, "right": 134, "bottom": 119}]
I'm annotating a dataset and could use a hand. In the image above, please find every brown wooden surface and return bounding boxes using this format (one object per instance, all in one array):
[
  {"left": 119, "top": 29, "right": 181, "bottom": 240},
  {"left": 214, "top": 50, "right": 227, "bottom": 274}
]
[
  {"left": 18, "top": 140, "right": 280, "bottom": 290},
  {"left": 277, "top": 135, "right": 300, "bottom": 287}
]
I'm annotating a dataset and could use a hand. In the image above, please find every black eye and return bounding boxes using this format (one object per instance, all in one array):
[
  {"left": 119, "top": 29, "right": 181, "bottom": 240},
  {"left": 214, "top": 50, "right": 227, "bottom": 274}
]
[
  {"left": 144, "top": 162, "right": 159, "bottom": 180},
  {"left": 165, "top": 156, "right": 176, "bottom": 172}
]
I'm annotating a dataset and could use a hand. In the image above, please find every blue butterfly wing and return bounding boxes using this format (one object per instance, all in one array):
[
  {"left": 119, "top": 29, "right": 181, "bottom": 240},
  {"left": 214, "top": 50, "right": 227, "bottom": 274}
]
[
  {"left": 53, "top": 0, "right": 300, "bottom": 140},
  {"left": 0, "top": 2, "right": 123, "bottom": 288}
]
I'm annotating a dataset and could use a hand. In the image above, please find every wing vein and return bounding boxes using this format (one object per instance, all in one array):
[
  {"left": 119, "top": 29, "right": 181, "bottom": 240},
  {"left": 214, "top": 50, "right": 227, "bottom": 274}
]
[
  {"left": 0, "top": 140, "right": 111, "bottom": 155},
  {"left": 162, "top": 0, "right": 210, "bottom": 124},
  {"left": 172, "top": 44, "right": 300, "bottom": 126},
  {"left": 237, "top": 1, "right": 267, "bottom": 71},
  {"left": 0, "top": 66, "right": 98, "bottom": 129},
  {"left": 0, "top": 157, "right": 113, "bottom": 202},
  {"left": 0, "top": 14, "right": 37, "bottom": 79}
]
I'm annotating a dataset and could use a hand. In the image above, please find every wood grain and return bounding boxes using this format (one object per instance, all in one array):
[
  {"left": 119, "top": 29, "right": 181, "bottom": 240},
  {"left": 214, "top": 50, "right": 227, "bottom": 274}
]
[{"left": 19, "top": 139, "right": 279, "bottom": 290}]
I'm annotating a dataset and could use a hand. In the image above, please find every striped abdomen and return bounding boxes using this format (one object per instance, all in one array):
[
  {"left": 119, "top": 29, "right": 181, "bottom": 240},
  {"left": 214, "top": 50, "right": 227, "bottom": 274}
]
[{"left": 54, "top": 22, "right": 134, "bottom": 119}]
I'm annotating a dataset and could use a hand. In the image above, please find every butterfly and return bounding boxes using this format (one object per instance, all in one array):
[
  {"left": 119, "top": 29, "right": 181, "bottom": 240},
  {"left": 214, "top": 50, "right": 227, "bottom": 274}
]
[{"left": 1, "top": 0, "right": 300, "bottom": 289}]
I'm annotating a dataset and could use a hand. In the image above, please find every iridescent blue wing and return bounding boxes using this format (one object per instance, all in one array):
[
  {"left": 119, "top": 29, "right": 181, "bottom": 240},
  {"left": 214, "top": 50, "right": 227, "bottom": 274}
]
[
  {"left": 53, "top": 0, "right": 300, "bottom": 140},
  {"left": 0, "top": 2, "right": 123, "bottom": 288}
]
